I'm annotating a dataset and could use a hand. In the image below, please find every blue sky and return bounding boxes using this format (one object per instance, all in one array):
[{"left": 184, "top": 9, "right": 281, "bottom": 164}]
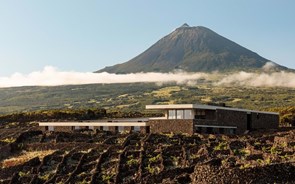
[{"left": 0, "top": 0, "right": 294, "bottom": 76}]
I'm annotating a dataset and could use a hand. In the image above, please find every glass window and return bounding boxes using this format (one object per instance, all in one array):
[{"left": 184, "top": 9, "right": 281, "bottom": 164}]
[
  {"left": 133, "top": 126, "right": 140, "bottom": 132},
  {"left": 48, "top": 126, "right": 54, "bottom": 131},
  {"left": 196, "top": 110, "right": 205, "bottom": 115},
  {"left": 196, "top": 127, "right": 202, "bottom": 133},
  {"left": 206, "top": 127, "right": 213, "bottom": 134},
  {"left": 176, "top": 110, "right": 184, "bottom": 119},
  {"left": 118, "top": 126, "right": 124, "bottom": 132},
  {"left": 168, "top": 110, "right": 176, "bottom": 119},
  {"left": 103, "top": 126, "right": 109, "bottom": 131},
  {"left": 195, "top": 110, "right": 206, "bottom": 119},
  {"left": 184, "top": 110, "right": 192, "bottom": 119},
  {"left": 229, "top": 128, "right": 236, "bottom": 135}
]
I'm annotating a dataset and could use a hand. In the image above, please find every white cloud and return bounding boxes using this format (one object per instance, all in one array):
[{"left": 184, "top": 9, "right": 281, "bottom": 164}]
[
  {"left": 0, "top": 66, "right": 209, "bottom": 88},
  {"left": 0, "top": 65, "right": 294, "bottom": 88},
  {"left": 262, "top": 61, "right": 277, "bottom": 71},
  {"left": 217, "top": 71, "right": 295, "bottom": 88}
]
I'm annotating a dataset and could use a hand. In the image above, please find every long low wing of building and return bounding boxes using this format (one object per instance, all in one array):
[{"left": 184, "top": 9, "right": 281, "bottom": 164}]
[
  {"left": 146, "top": 104, "right": 279, "bottom": 134},
  {"left": 38, "top": 119, "right": 150, "bottom": 133}
]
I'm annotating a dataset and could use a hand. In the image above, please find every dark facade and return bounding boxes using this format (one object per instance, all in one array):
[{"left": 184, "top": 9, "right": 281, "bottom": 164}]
[
  {"left": 148, "top": 108, "right": 279, "bottom": 135},
  {"left": 250, "top": 113, "right": 279, "bottom": 129}
]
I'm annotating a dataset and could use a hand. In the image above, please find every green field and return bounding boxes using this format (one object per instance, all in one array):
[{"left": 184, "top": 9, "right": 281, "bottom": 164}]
[{"left": 0, "top": 82, "right": 295, "bottom": 115}]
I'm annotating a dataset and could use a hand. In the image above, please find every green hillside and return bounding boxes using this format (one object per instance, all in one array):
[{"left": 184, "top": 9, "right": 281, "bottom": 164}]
[{"left": 0, "top": 82, "right": 295, "bottom": 115}]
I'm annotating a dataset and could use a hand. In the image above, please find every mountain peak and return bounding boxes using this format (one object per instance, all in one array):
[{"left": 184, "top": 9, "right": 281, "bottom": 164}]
[
  {"left": 180, "top": 23, "right": 190, "bottom": 28},
  {"left": 97, "top": 25, "right": 288, "bottom": 73}
]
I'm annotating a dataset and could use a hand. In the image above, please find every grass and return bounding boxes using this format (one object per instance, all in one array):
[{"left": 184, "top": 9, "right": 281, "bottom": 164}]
[
  {"left": 151, "top": 86, "right": 182, "bottom": 97},
  {"left": 127, "top": 158, "right": 139, "bottom": 167},
  {"left": 146, "top": 164, "right": 160, "bottom": 175},
  {"left": 0, "top": 82, "right": 294, "bottom": 122},
  {"left": 18, "top": 171, "right": 30, "bottom": 177},
  {"left": 102, "top": 173, "right": 115, "bottom": 182},
  {"left": 233, "top": 148, "right": 251, "bottom": 157},
  {"left": 214, "top": 142, "right": 228, "bottom": 151},
  {"left": 0, "top": 137, "right": 16, "bottom": 144},
  {"left": 148, "top": 154, "right": 161, "bottom": 163},
  {"left": 0, "top": 150, "right": 55, "bottom": 168}
]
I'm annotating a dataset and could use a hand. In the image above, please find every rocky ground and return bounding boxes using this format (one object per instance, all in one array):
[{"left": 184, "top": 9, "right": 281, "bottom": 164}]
[{"left": 0, "top": 122, "right": 294, "bottom": 184}]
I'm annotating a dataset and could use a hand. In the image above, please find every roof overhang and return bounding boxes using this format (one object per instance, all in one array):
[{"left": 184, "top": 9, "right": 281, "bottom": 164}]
[
  {"left": 146, "top": 104, "right": 279, "bottom": 115},
  {"left": 38, "top": 122, "right": 147, "bottom": 127},
  {"left": 146, "top": 104, "right": 215, "bottom": 110}
]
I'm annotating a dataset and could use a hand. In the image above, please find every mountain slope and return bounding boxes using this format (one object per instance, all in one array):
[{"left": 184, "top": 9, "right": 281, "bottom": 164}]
[{"left": 97, "top": 24, "right": 287, "bottom": 73}]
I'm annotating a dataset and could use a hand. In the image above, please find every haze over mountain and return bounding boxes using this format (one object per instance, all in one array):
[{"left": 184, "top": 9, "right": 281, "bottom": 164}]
[{"left": 98, "top": 24, "right": 288, "bottom": 73}]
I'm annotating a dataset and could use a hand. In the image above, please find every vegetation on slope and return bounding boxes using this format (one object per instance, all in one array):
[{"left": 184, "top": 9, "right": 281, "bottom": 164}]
[
  {"left": 267, "top": 107, "right": 295, "bottom": 127},
  {"left": 0, "top": 83, "right": 295, "bottom": 115}
]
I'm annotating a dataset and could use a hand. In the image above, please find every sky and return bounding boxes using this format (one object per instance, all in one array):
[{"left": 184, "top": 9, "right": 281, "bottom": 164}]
[{"left": 0, "top": 0, "right": 294, "bottom": 76}]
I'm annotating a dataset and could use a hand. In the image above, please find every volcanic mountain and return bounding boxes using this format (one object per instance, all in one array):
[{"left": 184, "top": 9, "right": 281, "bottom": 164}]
[{"left": 97, "top": 24, "right": 287, "bottom": 73}]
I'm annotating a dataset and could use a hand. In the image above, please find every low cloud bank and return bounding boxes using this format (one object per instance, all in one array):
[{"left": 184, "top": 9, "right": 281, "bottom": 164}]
[
  {"left": 0, "top": 65, "right": 294, "bottom": 88},
  {"left": 0, "top": 66, "right": 208, "bottom": 87},
  {"left": 217, "top": 71, "right": 295, "bottom": 88}
]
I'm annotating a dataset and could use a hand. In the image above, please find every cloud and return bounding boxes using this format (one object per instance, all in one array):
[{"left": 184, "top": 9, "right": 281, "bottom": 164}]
[
  {"left": 262, "top": 61, "right": 277, "bottom": 71},
  {"left": 217, "top": 71, "right": 295, "bottom": 88},
  {"left": 0, "top": 66, "right": 209, "bottom": 88},
  {"left": 0, "top": 65, "right": 294, "bottom": 88}
]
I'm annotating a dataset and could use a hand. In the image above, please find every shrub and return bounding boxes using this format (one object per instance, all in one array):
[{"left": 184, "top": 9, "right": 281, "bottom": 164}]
[{"left": 214, "top": 142, "right": 228, "bottom": 151}]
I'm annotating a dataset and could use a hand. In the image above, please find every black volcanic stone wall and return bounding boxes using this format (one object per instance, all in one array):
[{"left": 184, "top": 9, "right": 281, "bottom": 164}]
[
  {"left": 217, "top": 109, "right": 248, "bottom": 134},
  {"left": 38, "top": 126, "right": 46, "bottom": 131},
  {"left": 196, "top": 109, "right": 247, "bottom": 134},
  {"left": 251, "top": 113, "right": 279, "bottom": 129},
  {"left": 205, "top": 110, "right": 216, "bottom": 120},
  {"left": 148, "top": 120, "right": 194, "bottom": 135}
]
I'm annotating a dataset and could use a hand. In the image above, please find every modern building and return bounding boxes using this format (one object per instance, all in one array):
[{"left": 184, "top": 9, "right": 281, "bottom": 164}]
[
  {"left": 146, "top": 104, "right": 279, "bottom": 134},
  {"left": 38, "top": 104, "right": 279, "bottom": 135}
]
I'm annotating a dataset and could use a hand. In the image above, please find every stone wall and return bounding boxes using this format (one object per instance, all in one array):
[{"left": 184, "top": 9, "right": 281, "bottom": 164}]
[
  {"left": 54, "top": 126, "right": 73, "bottom": 132},
  {"left": 37, "top": 126, "right": 46, "bottom": 132},
  {"left": 0, "top": 145, "right": 11, "bottom": 160},
  {"left": 148, "top": 119, "right": 194, "bottom": 135},
  {"left": 140, "top": 126, "right": 149, "bottom": 134},
  {"left": 251, "top": 113, "right": 279, "bottom": 129}
]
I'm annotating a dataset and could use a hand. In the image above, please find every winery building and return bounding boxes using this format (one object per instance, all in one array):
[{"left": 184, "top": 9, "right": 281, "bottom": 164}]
[{"left": 38, "top": 104, "right": 279, "bottom": 135}]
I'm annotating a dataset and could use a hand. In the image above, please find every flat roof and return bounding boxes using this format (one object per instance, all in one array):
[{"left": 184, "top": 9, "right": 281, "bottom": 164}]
[
  {"left": 38, "top": 121, "right": 147, "bottom": 127},
  {"left": 146, "top": 104, "right": 279, "bottom": 115}
]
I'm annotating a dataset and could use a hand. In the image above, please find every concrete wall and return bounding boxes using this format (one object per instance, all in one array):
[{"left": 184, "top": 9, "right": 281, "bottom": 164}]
[
  {"left": 148, "top": 119, "right": 194, "bottom": 135},
  {"left": 251, "top": 113, "right": 279, "bottom": 129}
]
